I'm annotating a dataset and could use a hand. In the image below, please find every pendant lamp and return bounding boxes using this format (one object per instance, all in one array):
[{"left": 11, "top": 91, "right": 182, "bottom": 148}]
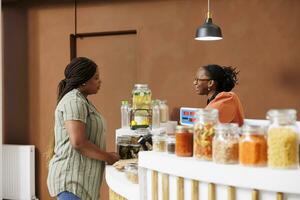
[{"left": 195, "top": 0, "right": 223, "bottom": 41}]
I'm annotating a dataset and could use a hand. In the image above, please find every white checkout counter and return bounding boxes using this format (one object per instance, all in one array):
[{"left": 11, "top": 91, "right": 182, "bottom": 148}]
[{"left": 106, "top": 119, "right": 300, "bottom": 200}]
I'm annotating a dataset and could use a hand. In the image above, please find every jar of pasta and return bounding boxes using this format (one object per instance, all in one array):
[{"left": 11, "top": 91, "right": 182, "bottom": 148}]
[
  {"left": 267, "top": 109, "right": 299, "bottom": 169},
  {"left": 175, "top": 126, "right": 193, "bottom": 157},
  {"left": 213, "top": 123, "right": 239, "bottom": 164},
  {"left": 194, "top": 109, "right": 219, "bottom": 160},
  {"left": 239, "top": 125, "right": 267, "bottom": 166}
]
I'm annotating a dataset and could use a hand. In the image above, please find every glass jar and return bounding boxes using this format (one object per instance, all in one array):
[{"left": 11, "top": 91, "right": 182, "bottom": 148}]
[
  {"left": 152, "top": 100, "right": 160, "bottom": 129},
  {"left": 175, "top": 125, "right": 193, "bottom": 157},
  {"left": 121, "top": 100, "right": 130, "bottom": 128},
  {"left": 152, "top": 134, "right": 167, "bottom": 152},
  {"left": 213, "top": 123, "right": 239, "bottom": 164},
  {"left": 117, "top": 136, "right": 131, "bottom": 159},
  {"left": 194, "top": 109, "right": 219, "bottom": 160},
  {"left": 239, "top": 125, "right": 267, "bottom": 166},
  {"left": 267, "top": 109, "right": 299, "bottom": 169},
  {"left": 159, "top": 100, "right": 169, "bottom": 123},
  {"left": 124, "top": 163, "right": 139, "bottom": 184},
  {"left": 130, "top": 109, "right": 152, "bottom": 130},
  {"left": 132, "top": 84, "right": 152, "bottom": 110},
  {"left": 167, "top": 134, "right": 176, "bottom": 154}
]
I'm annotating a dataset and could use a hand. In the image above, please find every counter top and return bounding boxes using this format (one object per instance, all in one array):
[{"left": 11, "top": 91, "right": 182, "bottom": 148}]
[
  {"left": 139, "top": 151, "right": 300, "bottom": 194},
  {"left": 105, "top": 166, "right": 139, "bottom": 200}
]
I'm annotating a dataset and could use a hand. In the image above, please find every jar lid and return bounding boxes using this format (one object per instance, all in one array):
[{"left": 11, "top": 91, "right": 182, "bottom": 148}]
[
  {"left": 266, "top": 109, "right": 297, "bottom": 121},
  {"left": 135, "top": 128, "right": 151, "bottom": 135},
  {"left": 125, "top": 163, "right": 138, "bottom": 172},
  {"left": 242, "top": 124, "right": 266, "bottom": 135},
  {"left": 134, "top": 84, "right": 148, "bottom": 88},
  {"left": 175, "top": 125, "right": 188, "bottom": 133},
  {"left": 215, "top": 123, "right": 239, "bottom": 135},
  {"left": 117, "top": 135, "right": 131, "bottom": 142},
  {"left": 197, "top": 108, "right": 218, "bottom": 116},
  {"left": 152, "top": 134, "right": 167, "bottom": 141},
  {"left": 167, "top": 134, "right": 175, "bottom": 142}
]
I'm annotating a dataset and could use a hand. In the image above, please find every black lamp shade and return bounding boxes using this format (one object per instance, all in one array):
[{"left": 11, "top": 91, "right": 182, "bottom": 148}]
[{"left": 195, "top": 18, "right": 223, "bottom": 41}]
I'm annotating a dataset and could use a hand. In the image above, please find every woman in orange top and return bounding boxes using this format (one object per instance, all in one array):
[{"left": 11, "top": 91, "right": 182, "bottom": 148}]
[{"left": 193, "top": 64, "right": 245, "bottom": 126}]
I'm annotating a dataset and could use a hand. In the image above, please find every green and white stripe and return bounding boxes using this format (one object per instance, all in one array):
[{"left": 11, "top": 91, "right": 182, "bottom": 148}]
[{"left": 47, "top": 89, "right": 106, "bottom": 200}]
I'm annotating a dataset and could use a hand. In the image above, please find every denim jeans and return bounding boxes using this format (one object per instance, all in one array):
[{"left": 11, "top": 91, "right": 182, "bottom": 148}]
[{"left": 58, "top": 191, "right": 80, "bottom": 200}]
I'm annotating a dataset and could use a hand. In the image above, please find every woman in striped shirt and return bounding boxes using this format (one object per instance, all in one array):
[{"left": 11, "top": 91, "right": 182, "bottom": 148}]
[{"left": 47, "top": 57, "right": 119, "bottom": 200}]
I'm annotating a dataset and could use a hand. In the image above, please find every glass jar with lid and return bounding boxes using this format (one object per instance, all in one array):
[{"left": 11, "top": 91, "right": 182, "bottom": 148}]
[
  {"left": 132, "top": 84, "right": 152, "bottom": 110},
  {"left": 159, "top": 100, "right": 169, "bottom": 123},
  {"left": 124, "top": 163, "right": 139, "bottom": 184},
  {"left": 175, "top": 125, "right": 193, "bottom": 157},
  {"left": 130, "top": 109, "right": 152, "bottom": 130},
  {"left": 152, "top": 134, "right": 167, "bottom": 152},
  {"left": 267, "top": 109, "right": 299, "bottom": 169},
  {"left": 167, "top": 134, "right": 176, "bottom": 154},
  {"left": 213, "top": 123, "right": 239, "bottom": 164},
  {"left": 117, "top": 136, "right": 131, "bottom": 159},
  {"left": 239, "top": 124, "right": 267, "bottom": 166},
  {"left": 194, "top": 108, "right": 219, "bottom": 160}
]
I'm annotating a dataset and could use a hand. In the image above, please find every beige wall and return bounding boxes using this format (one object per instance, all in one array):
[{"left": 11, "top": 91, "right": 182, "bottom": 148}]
[{"left": 3, "top": 0, "right": 300, "bottom": 199}]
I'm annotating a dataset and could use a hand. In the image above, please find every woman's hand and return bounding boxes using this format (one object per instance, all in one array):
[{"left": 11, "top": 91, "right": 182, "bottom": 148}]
[{"left": 106, "top": 152, "right": 120, "bottom": 165}]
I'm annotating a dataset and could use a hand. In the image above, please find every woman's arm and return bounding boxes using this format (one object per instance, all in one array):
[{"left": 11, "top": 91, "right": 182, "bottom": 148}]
[{"left": 65, "top": 120, "right": 119, "bottom": 165}]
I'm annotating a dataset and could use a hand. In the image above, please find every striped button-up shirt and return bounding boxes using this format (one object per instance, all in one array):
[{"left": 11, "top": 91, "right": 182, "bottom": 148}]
[{"left": 47, "top": 89, "right": 106, "bottom": 200}]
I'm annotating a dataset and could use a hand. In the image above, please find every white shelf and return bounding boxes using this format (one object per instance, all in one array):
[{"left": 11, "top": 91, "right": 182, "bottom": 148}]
[{"left": 139, "top": 151, "right": 300, "bottom": 194}]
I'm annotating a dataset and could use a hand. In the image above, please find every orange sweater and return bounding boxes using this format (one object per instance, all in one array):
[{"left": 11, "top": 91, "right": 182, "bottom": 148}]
[{"left": 206, "top": 92, "right": 245, "bottom": 126}]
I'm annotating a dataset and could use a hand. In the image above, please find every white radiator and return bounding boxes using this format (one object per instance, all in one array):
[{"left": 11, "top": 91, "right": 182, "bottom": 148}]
[{"left": 2, "top": 145, "right": 37, "bottom": 200}]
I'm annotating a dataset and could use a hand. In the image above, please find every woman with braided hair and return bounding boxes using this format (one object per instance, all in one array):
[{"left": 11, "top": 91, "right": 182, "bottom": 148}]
[
  {"left": 193, "top": 64, "right": 245, "bottom": 126},
  {"left": 47, "top": 57, "right": 119, "bottom": 200}
]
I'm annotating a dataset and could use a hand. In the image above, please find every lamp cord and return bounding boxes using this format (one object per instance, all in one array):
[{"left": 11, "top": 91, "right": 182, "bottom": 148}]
[
  {"left": 207, "top": 0, "right": 211, "bottom": 19},
  {"left": 208, "top": 0, "right": 210, "bottom": 12},
  {"left": 74, "top": 0, "right": 77, "bottom": 35}
]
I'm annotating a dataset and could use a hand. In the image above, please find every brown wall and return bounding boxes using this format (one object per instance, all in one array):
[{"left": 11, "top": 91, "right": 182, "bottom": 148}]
[{"left": 3, "top": 0, "right": 300, "bottom": 199}]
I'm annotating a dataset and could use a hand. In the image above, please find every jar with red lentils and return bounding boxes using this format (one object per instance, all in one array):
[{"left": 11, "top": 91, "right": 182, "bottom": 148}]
[{"left": 175, "top": 126, "right": 193, "bottom": 157}]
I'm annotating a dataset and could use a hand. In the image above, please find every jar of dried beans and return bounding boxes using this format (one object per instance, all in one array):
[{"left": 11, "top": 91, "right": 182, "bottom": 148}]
[
  {"left": 267, "top": 109, "right": 299, "bottom": 169},
  {"left": 239, "top": 125, "right": 267, "bottom": 166},
  {"left": 194, "top": 109, "right": 219, "bottom": 160},
  {"left": 213, "top": 123, "right": 239, "bottom": 164}
]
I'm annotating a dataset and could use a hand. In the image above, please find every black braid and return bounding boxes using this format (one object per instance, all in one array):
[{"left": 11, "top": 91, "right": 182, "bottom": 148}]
[
  {"left": 57, "top": 57, "right": 97, "bottom": 104},
  {"left": 203, "top": 64, "right": 239, "bottom": 92}
]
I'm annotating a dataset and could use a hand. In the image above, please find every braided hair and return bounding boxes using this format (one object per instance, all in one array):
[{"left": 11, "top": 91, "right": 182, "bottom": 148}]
[
  {"left": 203, "top": 64, "right": 239, "bottom": 92},
  {"left": 57, "top": 57, "right": 97, "bottom": 103}
]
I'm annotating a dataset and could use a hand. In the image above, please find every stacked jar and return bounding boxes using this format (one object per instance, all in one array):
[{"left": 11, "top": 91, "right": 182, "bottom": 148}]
[
  {"left": 152, "top": 134, "right": 167, "bottom": 152},
  {"left": 132, "top": 84, "right": 152, "bottom": 110},
  {"left": 167, "top": 135, "right": 176, "bottom": 154},
  {"left": 213, "top": 123, "right": 239, "bottom": 164},
  {"left": 239, "top": 125, "right": 267, "bottom": 166},
  {"left": 267, "top": 109, "right": 299, "bottom": 169},
  {"left": 175, "top": 126, "right": 193, "bottom": 157},
  {"left": 117, "top": 136, "right": 141, "bottom": 159},
  {"left": 130, "top": 84, "right": 152, "bottom": 129},
  {"left": 194, "top": 109, "right": 219, "bottom": 160}
]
